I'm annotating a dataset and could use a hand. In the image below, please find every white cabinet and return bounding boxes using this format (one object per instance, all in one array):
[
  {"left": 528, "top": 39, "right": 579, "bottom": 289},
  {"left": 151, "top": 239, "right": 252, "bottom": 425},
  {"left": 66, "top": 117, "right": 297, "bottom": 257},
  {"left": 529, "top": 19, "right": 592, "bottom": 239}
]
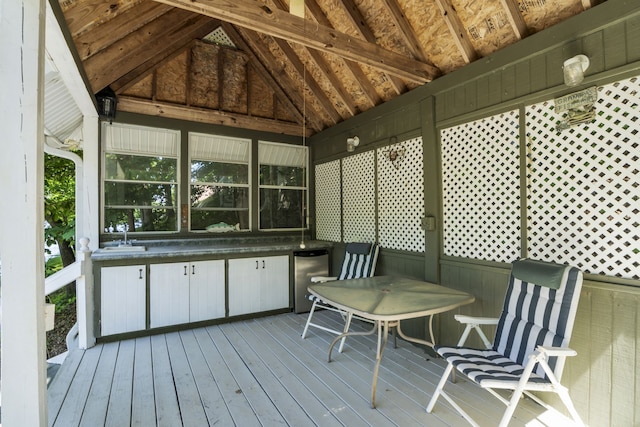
[
  {"left": 150, "top": 259, "right": 225, "bottom": 328},
  {"left": 228, "top": 255, "right": 289, "bottom": 316},
  {"left": 101, "top": 265, "right": 146, "bottom": 336}
]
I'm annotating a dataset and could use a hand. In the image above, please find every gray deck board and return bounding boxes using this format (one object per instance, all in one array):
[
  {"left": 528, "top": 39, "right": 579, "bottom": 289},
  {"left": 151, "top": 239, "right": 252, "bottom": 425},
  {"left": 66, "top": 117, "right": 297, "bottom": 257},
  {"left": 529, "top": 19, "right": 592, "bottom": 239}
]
[
  {"left": 131, "top": 336, "right": 156, "bottom": 426},
  {"left": 48, "top": 311, "right": 578, "bottom": 427}
]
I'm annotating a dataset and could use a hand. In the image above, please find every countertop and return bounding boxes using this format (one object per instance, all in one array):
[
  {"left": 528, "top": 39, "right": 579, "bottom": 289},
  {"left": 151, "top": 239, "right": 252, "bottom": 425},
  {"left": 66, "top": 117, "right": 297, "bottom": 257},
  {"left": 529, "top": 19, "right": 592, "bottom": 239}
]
[{"left": 91, "top": 238, "right": 332, "bottom": 261}]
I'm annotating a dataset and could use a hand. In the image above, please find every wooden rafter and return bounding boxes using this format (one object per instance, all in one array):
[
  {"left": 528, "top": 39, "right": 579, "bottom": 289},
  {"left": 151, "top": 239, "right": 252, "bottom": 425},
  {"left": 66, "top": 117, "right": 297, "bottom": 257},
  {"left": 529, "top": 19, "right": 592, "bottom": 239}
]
[
  {"left": 500, "top": 0, "right": 528, "bottom": 39},
  {"left": 118, "top": 96, "right": 308, "bottom": 136},
  {"left": 381, "top": 0, "right": 433, "bottom": 65},
  {"left": 109, "top": 17, "right": 220, "bottom": 93},
  {"left": 270, "top": 0, "right": 356, "bottom": 117},
  {"left": 152, "top": 0, "right": 438, "bottom": 83},
  {"left": 434, "top": 0, "right": 478, "bottom": 64},
  {"left": 84, "top": 8, "right": 218, "bottom": 92},
  {"left": 271, "top": 37, "right": 342, "bottom": 125},
  {"left": 61, "top": 0, "right": 146, "bottom": 37},
  {"left": 73, "top": 2, "right": 173, "bottom": 61},
  {"left": 340, "top": 0, "right": 406, "bottom": 95},
  {"left": 235, "top": 27, "right": 324, "bottom": 132},
  {"left": 221, "top": 23, "right": 305, "bottom": 125},
  {"left": 305, "top": 0, "right": 381, "bottom": 108}
]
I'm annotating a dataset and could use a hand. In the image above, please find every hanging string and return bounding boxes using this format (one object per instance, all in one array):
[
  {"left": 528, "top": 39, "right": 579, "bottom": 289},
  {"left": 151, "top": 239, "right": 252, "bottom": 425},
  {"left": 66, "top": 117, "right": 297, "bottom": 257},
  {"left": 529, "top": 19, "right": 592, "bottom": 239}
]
[{"left": 300, "top": 12, "right": 307, "bottom": 249}]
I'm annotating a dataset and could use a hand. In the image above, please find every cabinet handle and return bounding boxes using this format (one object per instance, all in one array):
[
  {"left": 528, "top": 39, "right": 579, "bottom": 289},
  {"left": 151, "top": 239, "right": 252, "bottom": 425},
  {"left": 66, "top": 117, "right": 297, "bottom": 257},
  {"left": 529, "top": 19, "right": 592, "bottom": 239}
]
[
  {"left": 262, "top": 260, "right": 266, "bottom": 269},
  {"left": 192, "top": 265, "right": 195, "bottom": 275},
  {"left": 184, "top": 265, "right": 188, "bottom": 276},
  {"left": 255, "top": 260, "right": 259, "bottom": 269},
  {"left": 139, "top": 268, "right": 143, "bottom": 279}
]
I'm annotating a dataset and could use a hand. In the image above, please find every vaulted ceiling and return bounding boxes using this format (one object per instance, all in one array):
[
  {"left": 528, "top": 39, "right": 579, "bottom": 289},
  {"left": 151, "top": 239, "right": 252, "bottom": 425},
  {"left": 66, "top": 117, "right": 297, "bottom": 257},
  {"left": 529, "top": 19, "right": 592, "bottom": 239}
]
[{"left": 57, "top": 0, "right": 603, "bottom": 136}]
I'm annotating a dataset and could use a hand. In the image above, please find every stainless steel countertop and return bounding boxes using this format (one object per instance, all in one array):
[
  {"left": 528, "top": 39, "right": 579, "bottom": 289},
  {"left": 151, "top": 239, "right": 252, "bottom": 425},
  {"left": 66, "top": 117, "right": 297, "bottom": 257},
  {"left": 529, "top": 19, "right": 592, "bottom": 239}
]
[{"left": 92, "top": 239, "right": 332, "bottom": 261}]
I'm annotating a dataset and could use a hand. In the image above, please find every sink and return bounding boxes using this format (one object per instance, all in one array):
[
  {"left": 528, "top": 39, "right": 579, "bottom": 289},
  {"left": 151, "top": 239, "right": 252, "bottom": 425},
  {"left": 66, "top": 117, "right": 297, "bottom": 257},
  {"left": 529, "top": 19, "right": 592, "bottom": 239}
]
[{"left": 101, "top": 245, "right": 146, "bottom": 252}]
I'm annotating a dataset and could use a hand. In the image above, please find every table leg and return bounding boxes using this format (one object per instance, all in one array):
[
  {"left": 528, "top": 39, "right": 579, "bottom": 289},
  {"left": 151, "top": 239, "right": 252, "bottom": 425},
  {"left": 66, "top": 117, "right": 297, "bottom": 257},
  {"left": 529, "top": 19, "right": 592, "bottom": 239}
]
[
  {"left": 396, "top": 315, "right": 435, "bottom": 348},
  {"left": 327, "top": 320, "right": 377, "bottom": 362},
  {"left": 371, "top": 320, "right": 391, "bottom": 408}
]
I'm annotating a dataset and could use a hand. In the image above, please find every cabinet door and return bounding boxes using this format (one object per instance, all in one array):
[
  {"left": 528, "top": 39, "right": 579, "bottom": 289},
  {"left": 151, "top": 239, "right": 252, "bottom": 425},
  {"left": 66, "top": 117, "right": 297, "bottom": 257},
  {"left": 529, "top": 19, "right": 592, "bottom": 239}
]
[
  {"left": 101, "top": 265, "right": 146, "bottom": 336},
  {"left": 260, "top": 255, "right": 290, "bottom": 311},
  {"left": 150, "top": 262, "right": 190, "bottom": 328},
  {"left": 228, "top": 257, "right": 261, "bottom": 316},
  {"left": 189, "top": 259, "right": 225, "bottom": 322}
]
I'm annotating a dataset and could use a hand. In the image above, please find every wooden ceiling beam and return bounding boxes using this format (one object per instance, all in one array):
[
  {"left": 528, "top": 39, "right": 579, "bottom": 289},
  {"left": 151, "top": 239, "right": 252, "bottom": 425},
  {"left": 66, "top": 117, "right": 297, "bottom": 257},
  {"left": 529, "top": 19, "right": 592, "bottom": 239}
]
[
  {"left": 381, "top": 0, "right": 433, "bottom": 65},
  {"left": 500, "top": 0, "right": 528, "bottom": 39},
  {"left": 339, "top": 0, "right": 406, "bottom": 95},
  {"left": 73, "top": 2, "right": 173, "bottom": 61},
  {"left": 304, "top": 0, "right": 380, "bottom": 108},
  {"left": 153, "top": 0, "right": 438, "bottom": 83},
  {"left": 84, "top": 9, "right": 218, "bottom": 93},
  {"left": 118, "top": 96, "right": 310, "bottom": 136},
  {"left": 270, "top": 0, "right": 354, "bottom": 118},
  {"left": 109, "top": 17, "right": 220, "bottom": 94},
  {"left": 271, "top": 37, "right": 342, "bottom": 125},
  {"left": 434, "top": 0, "right": 478, "bottom": 64},
  {"left": 222, "top": 23, "right": 305, "bottom": 125},
  {"left": 235, "top": 27, "right": 324, "bottom": 132},
  {"left": 61, "top": 0, "right": 146, "bottom": 38}
]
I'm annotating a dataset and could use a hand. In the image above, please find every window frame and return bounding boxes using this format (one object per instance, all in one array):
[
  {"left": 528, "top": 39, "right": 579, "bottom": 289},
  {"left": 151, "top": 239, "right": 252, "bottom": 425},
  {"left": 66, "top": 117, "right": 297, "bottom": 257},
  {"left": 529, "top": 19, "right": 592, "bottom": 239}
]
[{"left": 101, "top": 122, "right": 181, "bottom": 234}]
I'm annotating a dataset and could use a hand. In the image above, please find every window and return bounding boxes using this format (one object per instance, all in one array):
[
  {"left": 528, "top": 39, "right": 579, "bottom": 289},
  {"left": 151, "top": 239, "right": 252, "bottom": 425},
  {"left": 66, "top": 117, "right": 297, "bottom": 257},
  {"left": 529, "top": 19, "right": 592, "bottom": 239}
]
[
  {"left": 259, "top": 141, "right": 308, "bottom": 230},
  {"left": 102, "top": 123, "right": 179, "bottom": 232},
  {"left": 190, "top": 133, "right": 250, "bottom": 231}
]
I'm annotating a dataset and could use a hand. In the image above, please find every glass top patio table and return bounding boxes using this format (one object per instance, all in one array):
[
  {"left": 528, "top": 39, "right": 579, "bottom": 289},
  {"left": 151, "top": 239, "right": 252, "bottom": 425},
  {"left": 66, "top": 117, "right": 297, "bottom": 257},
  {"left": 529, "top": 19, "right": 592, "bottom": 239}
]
[{"left": 307, "top": 275, "right": 475, "bottom": 408}]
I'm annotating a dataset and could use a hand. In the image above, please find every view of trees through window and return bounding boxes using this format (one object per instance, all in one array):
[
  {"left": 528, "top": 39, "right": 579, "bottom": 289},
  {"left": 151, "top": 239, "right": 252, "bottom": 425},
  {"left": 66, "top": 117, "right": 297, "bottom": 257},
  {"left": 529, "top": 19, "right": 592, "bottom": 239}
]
[
  {"left": 190, "top": 160, "right": 250, "bottom": 231},
  {"left": 103, "top": 153, "right": 178, "bottom": 232},
  {"left": 259, "top": 164, "right": 306, "bottom": 230}
]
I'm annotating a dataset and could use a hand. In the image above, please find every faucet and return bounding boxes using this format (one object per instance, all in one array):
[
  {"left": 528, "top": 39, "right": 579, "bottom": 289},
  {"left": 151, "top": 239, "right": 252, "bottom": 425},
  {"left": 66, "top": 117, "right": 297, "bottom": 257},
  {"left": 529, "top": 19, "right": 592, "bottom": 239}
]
[{"left": 122, "top": 223, "right": 130, "bottom": 246}]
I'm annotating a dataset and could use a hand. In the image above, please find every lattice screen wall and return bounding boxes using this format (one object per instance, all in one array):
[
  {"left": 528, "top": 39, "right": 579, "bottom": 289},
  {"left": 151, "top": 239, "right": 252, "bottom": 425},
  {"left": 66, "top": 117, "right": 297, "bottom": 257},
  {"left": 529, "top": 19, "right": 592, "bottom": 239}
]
[
  {"left": 342, "top": 151, "right": 376, "bottom": 242},
  {"left": 314, "top": 160, "right": 341, "bottom": 242},
  {"left": 440, "top": 109, "right": 521, "bottom": 262},
  {"left": 526, "top": 76, "right": 639, "bottom": 279},
  {"left": 315, "top": 138, "right": 426, "bottom": 250},
  {"left": 377, "top": 137, "right": 425, "bottom": 252}
]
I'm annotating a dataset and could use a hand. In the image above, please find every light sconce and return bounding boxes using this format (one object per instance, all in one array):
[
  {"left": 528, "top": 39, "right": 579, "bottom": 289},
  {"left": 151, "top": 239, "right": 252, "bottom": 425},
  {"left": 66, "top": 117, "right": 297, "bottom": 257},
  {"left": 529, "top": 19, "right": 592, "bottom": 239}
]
[
  {"left": 96, "top": 86, "right": 118, "bottom": 124},
  {"left": 346, "top": 136, "right": 360, "bottom": 152},
  {"left": 384, "top": 137, "right": 406, "bottom": 169},
  {"left": 563, "top": 54, "right": 590, "bottom": 87}
]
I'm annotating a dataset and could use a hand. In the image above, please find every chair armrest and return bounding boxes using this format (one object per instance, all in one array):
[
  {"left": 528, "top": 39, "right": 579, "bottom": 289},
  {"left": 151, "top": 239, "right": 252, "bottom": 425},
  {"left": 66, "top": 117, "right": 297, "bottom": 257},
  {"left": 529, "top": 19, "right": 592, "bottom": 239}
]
[
  {"left": 454, "top": 314, "right": 499, "bottom": 325},
  {"left": 310, "top": 276, "right": 338, "bottom": 283},
  {"left": 536, "top": 346, "right": 577, "bottom": 357}
]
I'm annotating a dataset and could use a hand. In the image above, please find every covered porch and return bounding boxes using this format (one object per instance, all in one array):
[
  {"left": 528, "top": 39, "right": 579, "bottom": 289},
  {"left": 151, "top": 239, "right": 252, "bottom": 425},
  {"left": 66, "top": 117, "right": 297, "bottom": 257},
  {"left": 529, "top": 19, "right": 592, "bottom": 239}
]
[{"left": 48, "top": 310, "right": 576, "bottom": 426}]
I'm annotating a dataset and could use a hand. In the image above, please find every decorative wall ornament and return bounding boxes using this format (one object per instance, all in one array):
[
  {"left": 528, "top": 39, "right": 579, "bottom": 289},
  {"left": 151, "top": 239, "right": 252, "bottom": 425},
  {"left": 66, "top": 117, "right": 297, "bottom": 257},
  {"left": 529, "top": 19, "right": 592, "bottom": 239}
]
[{"left": 383, "top": 137, "right": 406, "bottom": 169}]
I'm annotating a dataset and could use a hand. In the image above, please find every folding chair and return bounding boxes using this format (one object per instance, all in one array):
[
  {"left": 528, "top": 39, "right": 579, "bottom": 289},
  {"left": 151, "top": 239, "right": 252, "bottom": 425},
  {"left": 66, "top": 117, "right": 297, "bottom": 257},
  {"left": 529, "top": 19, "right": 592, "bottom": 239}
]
[
  {"left": 301, "top": 242, "right": 379, "bottom": 352},
  {"left": 426, "top": 258, "right": 585, "bottom": 427}
]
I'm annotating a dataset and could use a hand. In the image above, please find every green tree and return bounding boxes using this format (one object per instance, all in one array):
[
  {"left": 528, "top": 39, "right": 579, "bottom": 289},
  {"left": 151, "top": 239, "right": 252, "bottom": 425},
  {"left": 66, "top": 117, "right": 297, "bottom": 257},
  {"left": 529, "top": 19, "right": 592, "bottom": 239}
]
[{"left": 44, "top": 153, "right": 77, "bottom": 270}]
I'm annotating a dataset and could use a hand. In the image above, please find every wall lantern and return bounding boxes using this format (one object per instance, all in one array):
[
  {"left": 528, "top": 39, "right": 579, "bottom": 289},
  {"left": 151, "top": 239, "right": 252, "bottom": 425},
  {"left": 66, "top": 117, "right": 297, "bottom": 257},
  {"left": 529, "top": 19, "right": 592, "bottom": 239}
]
[
  {"left": 563, "top": 54, "right": 590, "bottom": 87},
  {"left": 346, "top": 136, "right": 360, "bottom": 152},
  {"left": 96, "top": 87, "right": 118, "bottom": 124}
]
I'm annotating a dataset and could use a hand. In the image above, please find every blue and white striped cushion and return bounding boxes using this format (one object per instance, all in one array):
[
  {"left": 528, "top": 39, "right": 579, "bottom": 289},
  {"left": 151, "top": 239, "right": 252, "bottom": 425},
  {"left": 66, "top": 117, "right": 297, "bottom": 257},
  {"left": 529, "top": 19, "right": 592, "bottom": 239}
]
[
  {"left": 492, "top": 265, "right": 581, "bottom": 378},
  {"left": 434, "top": 347, "right": 549, "bottom": 387},
  {"left": 435, "top": 260, "right": 582, "bottom": 386},
  {"left": 338, "top": 243, "right": 379, "bottom": 280}
]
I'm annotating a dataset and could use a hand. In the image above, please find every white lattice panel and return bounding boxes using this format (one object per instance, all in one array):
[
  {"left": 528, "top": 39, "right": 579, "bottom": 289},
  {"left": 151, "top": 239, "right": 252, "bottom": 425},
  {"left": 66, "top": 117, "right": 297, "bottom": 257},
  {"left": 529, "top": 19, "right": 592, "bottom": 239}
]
[
  {"left": 342, "top": 151, "right": 376, "bottom": 243},
  {"left": 377, "top": 137, "right": 425, "bottom": 252},
  {"left": 314, "top": 160, "right": 341, "bottom": 242},
  {"left": 525, "top": 76, "right": 639, "bottom": 279},
  {"left": 441, "top": 109, "right": 521, "bottom": 262}
]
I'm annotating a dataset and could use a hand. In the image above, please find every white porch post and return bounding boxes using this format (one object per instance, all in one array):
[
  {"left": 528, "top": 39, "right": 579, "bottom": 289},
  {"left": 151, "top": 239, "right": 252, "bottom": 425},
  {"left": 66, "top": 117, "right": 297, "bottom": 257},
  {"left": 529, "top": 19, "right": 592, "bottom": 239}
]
[{"left": 0, "top": 0, "right": 48, "bottom": 425}]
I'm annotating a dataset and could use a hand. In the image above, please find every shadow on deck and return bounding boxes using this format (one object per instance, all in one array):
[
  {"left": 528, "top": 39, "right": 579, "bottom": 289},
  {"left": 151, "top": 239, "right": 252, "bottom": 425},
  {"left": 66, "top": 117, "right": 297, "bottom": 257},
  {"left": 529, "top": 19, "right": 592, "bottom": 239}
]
[{"left": 47, "top": 311, "right": 578, "bottom": 426}]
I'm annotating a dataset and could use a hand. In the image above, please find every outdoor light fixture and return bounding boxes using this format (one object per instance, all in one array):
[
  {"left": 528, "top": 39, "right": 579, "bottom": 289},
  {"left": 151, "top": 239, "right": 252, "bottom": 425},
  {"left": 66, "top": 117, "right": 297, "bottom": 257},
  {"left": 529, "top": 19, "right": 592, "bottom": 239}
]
[
  {"left": 563, "top": 54, "right": 590, "bottom": 87},
  {"left": 96, "top": 87, "right": 118, "bottom": 124},
  {"left": 346, "top": 136, "right": 360, "bottom": 152}
]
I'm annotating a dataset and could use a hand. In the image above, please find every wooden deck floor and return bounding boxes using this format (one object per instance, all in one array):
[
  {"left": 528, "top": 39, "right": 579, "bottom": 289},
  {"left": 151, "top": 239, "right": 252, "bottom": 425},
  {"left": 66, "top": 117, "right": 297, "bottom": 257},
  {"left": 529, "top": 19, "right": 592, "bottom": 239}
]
[{"left": 47, "top": 310, "right": 577, "bottom": 426}]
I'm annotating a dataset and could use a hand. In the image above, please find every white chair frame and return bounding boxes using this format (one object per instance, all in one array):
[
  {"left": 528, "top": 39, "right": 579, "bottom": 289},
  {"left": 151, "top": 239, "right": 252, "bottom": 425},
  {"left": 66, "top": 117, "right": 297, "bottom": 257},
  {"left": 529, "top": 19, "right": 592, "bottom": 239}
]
[{"left": 426, "top": 260, "right": 585, "bottom": 427}]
